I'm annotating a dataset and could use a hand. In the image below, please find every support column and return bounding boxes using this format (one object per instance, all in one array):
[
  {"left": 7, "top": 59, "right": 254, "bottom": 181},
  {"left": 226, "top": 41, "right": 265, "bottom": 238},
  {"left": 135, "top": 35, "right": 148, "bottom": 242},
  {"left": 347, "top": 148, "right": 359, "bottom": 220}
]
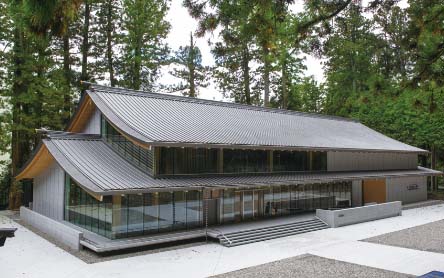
[
  {"left": 268, "top": 150, "right": 273, "bottom": 172},
  {"left": 217, "top": 148, "right": 223, "bottom": 173}
]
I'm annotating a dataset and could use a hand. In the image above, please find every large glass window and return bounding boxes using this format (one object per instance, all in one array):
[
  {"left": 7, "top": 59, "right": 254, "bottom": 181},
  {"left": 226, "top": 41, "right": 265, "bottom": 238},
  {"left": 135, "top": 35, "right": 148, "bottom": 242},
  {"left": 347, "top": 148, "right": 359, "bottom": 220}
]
[
  {"left": 273, "top": 151, "right": 309, "bottom": 172},
  {"left": 174, "top": 192, "right": 187, "bottom": 230},
  {"left": 159, "top": 147, "right": 218, "bottom": 175},
  {"left": 64, "top": 175, "right": 113, "bottom": 238},
  {"left": 221, "top": 190, "right": 235, "bottom": 223},
  {"left": 143, "top": 193, "right": 159, "bottom": 234},
  {"left": 186, "top": 191, "right": 202, "bottom": 228},
  {"left": 218, "top": 182, "right": 352, "bottom": 224},
  {"left": 312, "top": 151, "right": 327, "bottom": 171},
  {"left": 112, "top": 195, "right": 128, "bottom": 239},
  {"left": 127, "top": 194, "right": 144, "bottom": 237},
  {"left": 223, "top": 149, "right": 268, "bottom": 173},
  {"left": 102, "top": 117, "right": 154, "bottom": 174},
  {"left": 158, "top": 192, "right": 173, "bottom": 232},
  {"left": 65, "top": 175, "right": 204, "bottom": 239}
]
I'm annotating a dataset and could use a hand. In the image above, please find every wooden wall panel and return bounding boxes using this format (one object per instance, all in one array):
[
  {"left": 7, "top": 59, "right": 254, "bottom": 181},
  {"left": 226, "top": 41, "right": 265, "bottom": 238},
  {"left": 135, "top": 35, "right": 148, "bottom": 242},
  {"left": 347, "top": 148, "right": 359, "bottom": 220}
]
[{"left": 363, "top": 179, "right": 386, "bottom": 204}]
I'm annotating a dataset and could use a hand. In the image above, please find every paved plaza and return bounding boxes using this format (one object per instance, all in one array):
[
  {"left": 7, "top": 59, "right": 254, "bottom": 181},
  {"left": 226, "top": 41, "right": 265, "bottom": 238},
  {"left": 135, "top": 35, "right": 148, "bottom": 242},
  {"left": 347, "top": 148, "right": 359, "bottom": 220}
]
[{"left": 2, "top": 204, "right": 444, "bottom": 278}]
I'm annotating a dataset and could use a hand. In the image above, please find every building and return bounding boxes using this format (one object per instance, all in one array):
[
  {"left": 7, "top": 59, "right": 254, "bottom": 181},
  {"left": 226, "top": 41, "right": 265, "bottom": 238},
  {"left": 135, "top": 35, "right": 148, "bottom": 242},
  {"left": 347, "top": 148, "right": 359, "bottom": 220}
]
[{"left": 16, "top": 84, "right": 441, "bottom": 249}]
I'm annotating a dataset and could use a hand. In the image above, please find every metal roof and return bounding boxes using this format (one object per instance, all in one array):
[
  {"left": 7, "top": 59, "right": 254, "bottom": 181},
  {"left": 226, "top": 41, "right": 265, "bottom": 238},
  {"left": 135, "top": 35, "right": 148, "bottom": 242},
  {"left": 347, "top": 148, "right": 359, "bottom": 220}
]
[
  {"left": 43, "top": 135, "right": 439, "bottom": 195},
  {"left": 87, "top": 84, "right": 426, "bottom": 153}
]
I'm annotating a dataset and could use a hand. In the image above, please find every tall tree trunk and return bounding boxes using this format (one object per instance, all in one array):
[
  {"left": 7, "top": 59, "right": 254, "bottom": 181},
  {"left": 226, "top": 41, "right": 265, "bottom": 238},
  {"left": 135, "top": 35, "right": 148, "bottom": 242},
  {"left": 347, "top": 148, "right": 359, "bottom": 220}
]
[
  {"left": 188, "top": 33, "right": 196, "bottom": 97},
  {"left": 281, "top": 55, "right": 288, "bottom": 109},
  {"left": 11, "top": 24, "right": 24, "bottom": 177},
  {"left": 63, "top": 31, "right": 72, "bottom": 123},
  {"left": 133, "top": 40, "right": 142, "bottom": 90},
  {"left": 241, "top": 43, "right": 251, "bottom": 105},
  {"left": 106, "top": 0, "right": 115, "bottom": 87},
  {"left": 263, "top": 46, "right": 270, "bottom": 107},
  {"left": 10, "top": 19, "right": 27, "bottom": 209},
  {"left": 431, "top": 144, "right": 437, "bottom": 191},
  {"left": 81, "top": 0, "right": 90, "bottom": 93}
]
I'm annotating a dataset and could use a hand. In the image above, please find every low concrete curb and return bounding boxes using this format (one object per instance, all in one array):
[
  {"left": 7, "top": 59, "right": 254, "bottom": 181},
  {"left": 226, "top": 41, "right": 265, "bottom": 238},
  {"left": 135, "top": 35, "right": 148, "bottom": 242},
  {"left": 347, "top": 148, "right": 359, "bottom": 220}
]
[{"left": 20, "top": 206, "right": 83, "bottom": 250}]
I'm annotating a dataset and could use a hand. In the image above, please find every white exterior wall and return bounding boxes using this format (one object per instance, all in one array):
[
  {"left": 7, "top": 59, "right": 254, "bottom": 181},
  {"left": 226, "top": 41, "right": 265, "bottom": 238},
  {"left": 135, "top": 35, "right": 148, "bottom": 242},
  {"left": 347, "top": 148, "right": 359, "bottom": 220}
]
[
  {"left": 33, "top": 162, "right": 65, "bottom": 221},
  {"left": 327, "top": 151, "right": 417, "bottom": 172},
  {"left": 386, "top": 176, "right": 427, "bottom": 204},
  {"left": 82, "top": 107, "right": 101, "bottom": 134}
]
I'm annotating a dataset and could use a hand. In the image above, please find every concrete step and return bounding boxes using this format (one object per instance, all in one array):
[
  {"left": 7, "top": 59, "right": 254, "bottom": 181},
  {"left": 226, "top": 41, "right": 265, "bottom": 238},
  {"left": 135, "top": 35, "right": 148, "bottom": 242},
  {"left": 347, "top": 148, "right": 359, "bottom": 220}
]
[
  {"left": 220, "top": 218, "right": 321, "bottom": 237},
  {"left": 219, "top": 222, "right": 326, "bottom": 241},
  {"left": 217, "top": 218, "right": 329, "bottom": 247}
]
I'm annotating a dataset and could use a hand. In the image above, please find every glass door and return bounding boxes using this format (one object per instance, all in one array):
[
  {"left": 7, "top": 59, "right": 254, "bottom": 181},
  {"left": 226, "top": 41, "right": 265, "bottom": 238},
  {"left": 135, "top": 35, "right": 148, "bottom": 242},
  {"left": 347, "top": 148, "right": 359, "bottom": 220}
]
[{"left": 242, "top": 191, "right": 254, "bottom": 220}]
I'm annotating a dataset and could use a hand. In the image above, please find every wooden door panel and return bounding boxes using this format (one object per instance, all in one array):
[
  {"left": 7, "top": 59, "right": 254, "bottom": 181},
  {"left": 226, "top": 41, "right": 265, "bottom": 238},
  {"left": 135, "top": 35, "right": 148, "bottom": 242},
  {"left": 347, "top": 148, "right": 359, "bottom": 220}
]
[{"left": 363, "top": 179, "right": 386, "bottom": 204}]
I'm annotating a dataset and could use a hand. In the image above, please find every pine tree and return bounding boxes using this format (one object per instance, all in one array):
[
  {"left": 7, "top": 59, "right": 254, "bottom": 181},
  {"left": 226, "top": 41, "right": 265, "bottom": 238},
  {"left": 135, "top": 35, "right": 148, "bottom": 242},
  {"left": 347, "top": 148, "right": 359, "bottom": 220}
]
[
  {"left": 185, "top": 0, "right": 258, "bottom": 105},
  {"left": 322, "top": 3, "right": 378, "bottom": 116},
  {"left": 120, "top": 0, "right": 170, "bottom": 91},
  {"left": 169, "top": 33, "right": 208, "bottom": 97}
]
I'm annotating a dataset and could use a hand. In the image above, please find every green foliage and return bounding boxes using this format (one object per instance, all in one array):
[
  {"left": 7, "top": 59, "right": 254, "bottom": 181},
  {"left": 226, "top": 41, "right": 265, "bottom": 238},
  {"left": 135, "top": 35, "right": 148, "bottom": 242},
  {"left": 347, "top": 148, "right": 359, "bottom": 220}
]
[
  {"left": 169, "top": 33, "right": 209, "bottom": 97},
  {"left": 119, "top": 0, "right": 170, "bottom": 91}
]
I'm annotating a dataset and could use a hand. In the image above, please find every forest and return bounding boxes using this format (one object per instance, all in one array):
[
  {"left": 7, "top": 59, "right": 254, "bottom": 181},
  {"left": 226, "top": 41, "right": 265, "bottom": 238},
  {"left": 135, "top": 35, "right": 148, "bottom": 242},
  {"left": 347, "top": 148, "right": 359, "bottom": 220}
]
[{"left": 0, "top": 0, "right": 443, "bottom": 208}]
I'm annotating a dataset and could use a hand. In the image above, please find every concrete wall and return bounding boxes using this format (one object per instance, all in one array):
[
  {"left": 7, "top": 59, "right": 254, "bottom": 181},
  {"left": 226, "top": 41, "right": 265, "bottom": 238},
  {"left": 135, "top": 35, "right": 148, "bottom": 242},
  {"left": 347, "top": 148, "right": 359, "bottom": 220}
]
[
  {"left": 316, "top": 201, "right": 402, "bottom": 228},
  {"left": 20, "top": 206, "right": 83, "bottom": 250},
  {"left": 82, "top": 107, "right": 101, "bottom": 134},
  {"left": 386, "top": 176, "right": 427, "bottom": 204},
  {"left": 327, "top": 151, "right": 417, "bottom": 172},
  {"left": 33, "top": 162, "right": 65, "bottom": 221},
  {"left": 352, "top": 180, "right": 362, "bottom": 207}
]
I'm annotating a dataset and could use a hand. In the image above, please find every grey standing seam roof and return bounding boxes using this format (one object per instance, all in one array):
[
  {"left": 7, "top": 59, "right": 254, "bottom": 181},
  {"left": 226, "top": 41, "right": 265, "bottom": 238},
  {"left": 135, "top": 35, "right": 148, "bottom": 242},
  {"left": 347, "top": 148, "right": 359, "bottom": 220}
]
[
  {"left": 87, "top": 84, "right": 426, "bottom": 153},
  {"left": 44, "top": 135, "right": 439, "bottom": 195}
]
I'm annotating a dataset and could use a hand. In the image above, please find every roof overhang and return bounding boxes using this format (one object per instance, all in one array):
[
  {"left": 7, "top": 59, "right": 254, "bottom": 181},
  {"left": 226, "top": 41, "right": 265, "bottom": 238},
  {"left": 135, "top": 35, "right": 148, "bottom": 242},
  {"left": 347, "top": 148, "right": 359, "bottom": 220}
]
[
  {"left": 14, "top": 135, "right": 442, "bottom": 198},
  {"left": 15, "top": 143, "right": 54, "bottom": 181},
  {"left": 15, "top": 139, "right": 104, "bottom": 201}
]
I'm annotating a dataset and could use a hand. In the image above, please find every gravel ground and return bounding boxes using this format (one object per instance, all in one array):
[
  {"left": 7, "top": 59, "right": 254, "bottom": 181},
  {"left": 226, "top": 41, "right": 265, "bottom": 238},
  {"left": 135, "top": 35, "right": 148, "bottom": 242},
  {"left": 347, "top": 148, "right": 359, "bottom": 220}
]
[
  {"left": 14, "top": 218, "right": 207, "bottom": 264},
  {"left": 210, "top": 254, "right": 413, "bottom": 278},
  {"left": 363, "top": 219, "right": 444, "bottom": 253}
]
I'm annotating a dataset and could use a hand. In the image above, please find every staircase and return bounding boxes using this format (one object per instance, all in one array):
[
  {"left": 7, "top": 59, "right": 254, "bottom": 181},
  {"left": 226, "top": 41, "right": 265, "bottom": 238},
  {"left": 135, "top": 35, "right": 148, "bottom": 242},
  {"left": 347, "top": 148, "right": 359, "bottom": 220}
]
[{"left": 217, "top": 218, "right": 329, "bottom": 247}]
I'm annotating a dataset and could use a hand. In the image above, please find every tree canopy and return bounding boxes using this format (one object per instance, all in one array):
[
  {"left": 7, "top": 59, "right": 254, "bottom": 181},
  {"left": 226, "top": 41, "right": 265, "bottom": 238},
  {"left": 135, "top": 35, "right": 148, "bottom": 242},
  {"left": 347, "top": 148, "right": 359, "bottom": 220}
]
[{"left": 1, "top": 0, "right": 444, "bottom": 207}]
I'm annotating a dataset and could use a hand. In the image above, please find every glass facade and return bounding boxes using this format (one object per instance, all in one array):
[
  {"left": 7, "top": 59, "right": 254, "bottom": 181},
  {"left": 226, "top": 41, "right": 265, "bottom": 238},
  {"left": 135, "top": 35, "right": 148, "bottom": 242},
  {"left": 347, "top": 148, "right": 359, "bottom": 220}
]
[
  {"left": 157, "top": 147, "right": 327, "bottom": 176},
  {"left": 65, "top": 175, "right": 203, "bottom": 239},
  {"left": 111, "top": 190, "right": 203, "bottom": 239},
  {"left": 273, "top": 151, "right": 309, "bottom": 172},
  {"left": 223, "top": 149, "right": 269, "bottom": 173},
  {"left": 159, "top": 147, "right": 218, "bottom": 175},
  {"left": 218, "top": 181, "right": 352, "bottom": 224},
  {"left": 65, "top": 174, "right": 351, "bottom": 239},
  {"left": 64, "top": 175, "right": 113, "bottom": 238},
  {"left": 101, "top": 117, "right": 154, "bottom": 174}
]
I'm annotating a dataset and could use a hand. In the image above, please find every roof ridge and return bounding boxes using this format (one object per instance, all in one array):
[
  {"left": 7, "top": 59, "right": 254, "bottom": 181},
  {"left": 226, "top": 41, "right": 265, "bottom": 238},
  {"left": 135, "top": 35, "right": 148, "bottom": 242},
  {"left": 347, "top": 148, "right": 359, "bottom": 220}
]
[{"left": 87, "top": 83, "right": 358, "bottom": 123}]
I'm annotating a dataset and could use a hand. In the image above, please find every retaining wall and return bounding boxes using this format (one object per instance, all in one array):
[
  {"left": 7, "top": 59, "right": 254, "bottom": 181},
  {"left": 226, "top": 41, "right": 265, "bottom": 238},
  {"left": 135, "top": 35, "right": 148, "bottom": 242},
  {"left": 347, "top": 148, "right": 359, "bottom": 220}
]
[{"left": 316, "top": 201, "right": 402, "bottom": 228}]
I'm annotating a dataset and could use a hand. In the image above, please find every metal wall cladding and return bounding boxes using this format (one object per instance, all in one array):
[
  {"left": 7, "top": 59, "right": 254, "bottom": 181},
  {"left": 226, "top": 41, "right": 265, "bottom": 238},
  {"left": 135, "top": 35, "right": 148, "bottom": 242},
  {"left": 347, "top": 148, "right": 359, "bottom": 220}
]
[
  {"left": 89, "top": 87, "right": 425, "bottom": 153},
  {"left": 327, "top": 151, "right": 418, "bottom": 172},
  {"left": 33, "top": 162, "right": 65, "bottom": 220},
  {"left": 44, "top": 136, "right": 439, "bottom": 194},
  {"left": 386, "top": 176, "right": 428, "bottom": 204}
]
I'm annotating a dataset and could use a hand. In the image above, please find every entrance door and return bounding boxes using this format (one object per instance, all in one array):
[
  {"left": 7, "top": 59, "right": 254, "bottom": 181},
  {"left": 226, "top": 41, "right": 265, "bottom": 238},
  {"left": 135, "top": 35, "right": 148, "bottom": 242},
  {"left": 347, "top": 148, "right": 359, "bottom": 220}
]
[
  {"left": 242, "top": 190, "right": 260, "bottom": 220},
  {"left": 242, "top": 191, "right": 255, "bottom": 220},
  {"left": 363, "top": 179, "right": 386, "bottom": 204}
]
